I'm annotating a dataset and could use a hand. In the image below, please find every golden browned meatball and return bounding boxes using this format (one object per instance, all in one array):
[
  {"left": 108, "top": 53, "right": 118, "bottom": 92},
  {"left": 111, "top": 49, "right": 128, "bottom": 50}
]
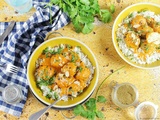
[
  {"left": 131, "top": 15, "right": 147, "bottom": 29},
  {"left": 38, "top": 54, "right": 51, "bottom": 66},
  {"left": 124, "top": 32, "right": 140, "bottom": 49},
  {"left": 36, "top": 65, "right": 55, "bottom": 80},
  {"left": 50, "top": 54, "right": 68, "bottom": 69},
  {"left": 68, "top": 81, "right": 81, "bottom": 95},
  {"left": 61, "top": 62, "right": 77, "bottom": 77},
  {"left": 75, "top": 63, "right": 91, "bottom": 82},
  {"left": 55, "top": 73, "right": 75, "bottom": 88}
]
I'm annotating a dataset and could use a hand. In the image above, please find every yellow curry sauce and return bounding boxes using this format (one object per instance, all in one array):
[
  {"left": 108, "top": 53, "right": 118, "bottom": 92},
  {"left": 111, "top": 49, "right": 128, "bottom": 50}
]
[{"left": 35, "top": 44, "right": 93, "bottom": 100}]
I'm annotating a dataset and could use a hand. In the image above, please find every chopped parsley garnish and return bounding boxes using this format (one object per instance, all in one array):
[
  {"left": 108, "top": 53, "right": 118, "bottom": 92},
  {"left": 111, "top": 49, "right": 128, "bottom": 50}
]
[
  {"left": 57, "top": 47, "right": 63, "bottom": 54},
  {"left": 54, "top": 92, "right": 59, "bottom": 100},
  {"left": 66, "top": 44, "right": 72, "bottom": 49},
  {"left": 71, "top": 54, "right": 78, "bottom": 62},
  {"left": 77, "top": 66, "right": 83, "bottom": 72},
  {"left": 128, "top": 13, "right": 133, "bottom": 18},
  {"left": 46, "top": 94, "right": 52, "bottom": 99},
  {"left": 37, "top": 77, "right": 55, "bottom": 86},
  {"left": 42, "top": 47, "right": 63, "bottom": 57},
  {"left": 117, "top": 38, "right": 122, "bottom": 42}
]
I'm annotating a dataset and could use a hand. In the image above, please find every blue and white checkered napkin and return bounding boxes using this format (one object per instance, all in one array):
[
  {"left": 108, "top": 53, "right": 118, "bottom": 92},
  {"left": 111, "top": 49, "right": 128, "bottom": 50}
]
[{"left": 0, "top": 0, "right": 69, "bottom": 117}]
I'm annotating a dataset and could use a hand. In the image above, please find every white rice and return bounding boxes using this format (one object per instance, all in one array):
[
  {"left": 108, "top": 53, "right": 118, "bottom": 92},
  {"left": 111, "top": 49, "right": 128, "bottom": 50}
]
[{"left": 116, "top": 10, "right": 160, "bottom": 64}]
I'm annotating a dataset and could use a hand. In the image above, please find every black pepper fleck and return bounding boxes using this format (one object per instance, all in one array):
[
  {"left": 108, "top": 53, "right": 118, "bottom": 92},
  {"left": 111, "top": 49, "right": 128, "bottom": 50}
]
[
  {"left": 4, "top": 17, "right": 8, "bottom": 20},
  {"left": 101, "top": 107, "right": 105, "bottom": 111},
  {"left": 45, "top": 112, "right": 49, "bottom": 116},
  {"left": 105, "top": 47, "right": 109, "bottom": 51},
  {"left": 103, "top": 64, "right": 109, "bottom": 67},
  {"left": 15, "top": 11, "right": 18, "bottom": 14},
  {"left": 3, "top": 114, "right": 7, "bottom": 118},
  {"left": 116, "top": 0, "right": 121, "bottom": 3},
  {"left": 110, "top": 69, "right": 114, "bottom": 73}
]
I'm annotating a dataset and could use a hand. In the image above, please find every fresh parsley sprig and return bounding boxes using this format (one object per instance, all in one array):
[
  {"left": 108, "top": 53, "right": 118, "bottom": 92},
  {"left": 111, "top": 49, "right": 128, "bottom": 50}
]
[
  {"left": 73, "top": 96, "right": 107, "bottom": 120},
  {"left": 47, "top": 0, "right": 115, "bottom": 34}
]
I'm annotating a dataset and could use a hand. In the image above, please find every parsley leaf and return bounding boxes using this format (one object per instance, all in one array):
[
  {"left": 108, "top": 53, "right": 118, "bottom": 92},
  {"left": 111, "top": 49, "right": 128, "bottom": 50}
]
[
  {"left": 81, "top": 110, "right": 88, "bottom": 118},
  {"left": 96, "top": 110, "right": 104, "bottom": 118},
  {"left": 80, "top": 0, "right": 90, "bottom": 5},
  {"left": 87, "top": 111, "right": 96, "bottom": 120},
  {"left": 37, "top": 77, "right": 55, "bottom": 86},
  {"left": 82, "top": 23, "right": 94, "bottom": 34},
  {"left": 110, "top": 4, "right": 115, "bottom": 14},
  {"left": 73, "top": 96, "right": 106, "bottom": 120},
  {"left": 73, "top": 104, "right": 85, "bottom": 115},
  {"left": 46, "top": 94, "right": 52, "bottom": 99},
  {"left": 47, "top": 0, "right": 115, "bottom": 34},
  {"left": 97, "top": 96, "right": 107, "bottom": 103},
  {"left": 99, "top": 10, "right": 112, "bottom": 23},
  {"left": 85, "top": 98, "right": 96, "bottom": 111}
]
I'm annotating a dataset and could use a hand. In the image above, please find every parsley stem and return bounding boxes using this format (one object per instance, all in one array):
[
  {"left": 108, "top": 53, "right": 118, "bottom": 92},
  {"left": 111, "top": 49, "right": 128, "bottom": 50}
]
[{"left": 95, "top": 66, "right": 125, "bottom": 99}]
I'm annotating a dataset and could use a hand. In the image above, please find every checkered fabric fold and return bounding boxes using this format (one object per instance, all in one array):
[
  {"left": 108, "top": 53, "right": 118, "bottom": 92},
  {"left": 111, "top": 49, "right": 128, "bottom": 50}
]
[{"left": 0, "top": 0, "right": 69, "bottom": 117}]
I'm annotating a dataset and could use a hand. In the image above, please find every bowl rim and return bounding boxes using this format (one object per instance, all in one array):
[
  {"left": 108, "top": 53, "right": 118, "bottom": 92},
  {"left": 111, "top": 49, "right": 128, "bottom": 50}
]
[
  {"left": 27, "top": 36, "right": 99, "bottom": 109},
  {"left": 112, "top": 2, "right": 160, "bottom": 69}
]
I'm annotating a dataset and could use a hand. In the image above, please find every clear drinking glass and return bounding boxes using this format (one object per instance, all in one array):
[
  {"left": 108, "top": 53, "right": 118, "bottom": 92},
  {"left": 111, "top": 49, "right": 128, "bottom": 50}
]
[{"left": 4, "top": 0, "right": 33, "bottom": 14}]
